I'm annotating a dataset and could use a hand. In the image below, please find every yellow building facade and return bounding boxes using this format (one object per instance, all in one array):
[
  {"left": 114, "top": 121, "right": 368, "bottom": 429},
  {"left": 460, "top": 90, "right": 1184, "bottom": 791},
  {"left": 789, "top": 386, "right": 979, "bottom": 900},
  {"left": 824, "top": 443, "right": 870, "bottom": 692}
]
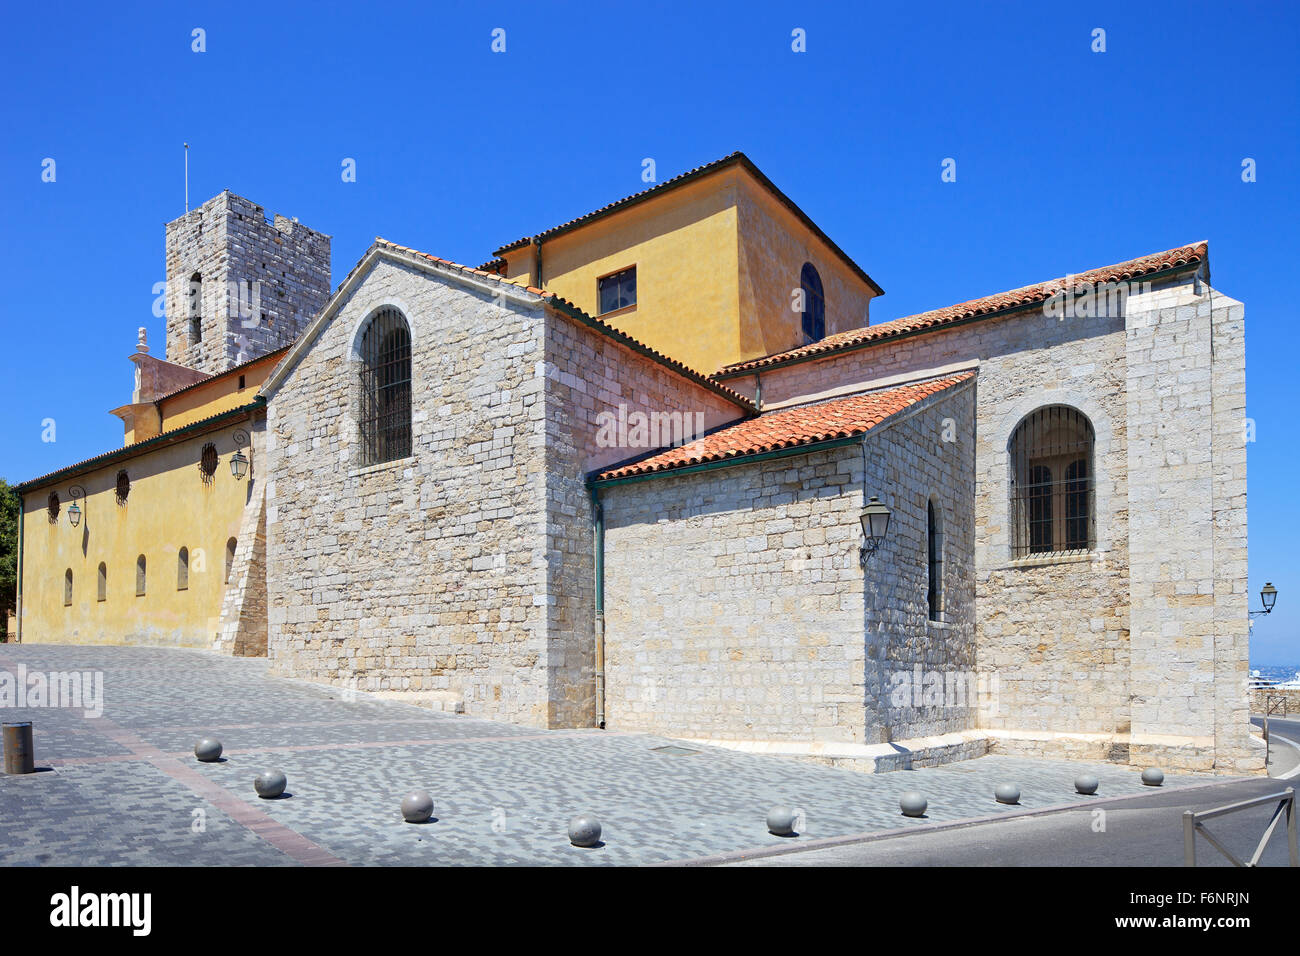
[{"left": 491, "top": 153, "right": 882, "bottom": 375}]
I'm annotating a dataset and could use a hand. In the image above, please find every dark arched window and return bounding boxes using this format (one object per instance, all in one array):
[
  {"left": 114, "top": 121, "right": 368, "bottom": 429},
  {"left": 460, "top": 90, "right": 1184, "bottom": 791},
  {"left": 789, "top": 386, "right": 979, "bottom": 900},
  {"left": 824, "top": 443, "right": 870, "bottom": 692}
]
[
  {"left": 48, "top": 492, "right": 60, "bottom": 523},
  {"left": 64, "top": 569, "right": 73, "bottom": 607},
  {"left": 225, "top": 537, "right": 238, "bottom": 584},
  {"left": 136, "top": 555, "right": 147, "bottom": 596},
  {"left": 189, "top": 271, "right": 203, "bottom": 343},
  {"left": 800, "top": 262, "right": 825, "bottom": 344},
  {"left": 177, "top": 547, "right": 190, "bottom": 590},
  {"left": 97, "top": 562, "right": 107, "bottom": 602},
  {"left": 115, "top": 470, "right": 130, "bottom": 505},
  {"left": 359, "top": 307, "right": 412, "bottom": 465},
  {"left": 1009, "top": 406, "right": 1095, "bottom": 557},
  {"left": 927, "top": 499, "right": 944, "bottom": 622}
]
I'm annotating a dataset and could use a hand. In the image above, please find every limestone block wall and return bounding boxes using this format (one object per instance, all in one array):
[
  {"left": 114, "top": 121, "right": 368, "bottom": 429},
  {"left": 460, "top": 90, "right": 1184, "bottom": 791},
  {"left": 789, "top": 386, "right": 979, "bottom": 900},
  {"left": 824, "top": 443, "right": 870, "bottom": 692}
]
[
  {"left": 599, "top": 380, "right": 975, "bottom": 744},
  {"left": 730, "top": 303, "right": 1135, "bottom": 741},
  {"left": 166, "top": 192, "right": 330, "bottom": 374},
  {"left": 214, "top": 420, "right": 269, "bottom": 657},
  {"left": 263, "top": 258, "right": 554, "bottom": 726},
  {"left": 1124, "top": 281, "right": 1255, "bottom": 770},
  {"left": 541, "top": 306, "right": 748, "bottom": 727},
  {"left": 714, "top": 272, "right": 1257, "bottom": 770}
]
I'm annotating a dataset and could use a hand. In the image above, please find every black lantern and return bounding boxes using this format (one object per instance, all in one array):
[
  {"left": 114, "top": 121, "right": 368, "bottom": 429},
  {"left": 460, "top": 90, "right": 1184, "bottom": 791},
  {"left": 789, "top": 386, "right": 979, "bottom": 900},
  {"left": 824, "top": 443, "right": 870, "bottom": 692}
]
[
  {"left": 858, "top": 495, "right": 892, "bottom": 565},
  {"left": 1261, "top": 582, "right": 1277, "bottom": 613},
  {"left": 230, "top": 449, "right": 249, "bottom": 480},
  {"left": 1250, "top": 582, "right": 1279, "bottom": 617}
]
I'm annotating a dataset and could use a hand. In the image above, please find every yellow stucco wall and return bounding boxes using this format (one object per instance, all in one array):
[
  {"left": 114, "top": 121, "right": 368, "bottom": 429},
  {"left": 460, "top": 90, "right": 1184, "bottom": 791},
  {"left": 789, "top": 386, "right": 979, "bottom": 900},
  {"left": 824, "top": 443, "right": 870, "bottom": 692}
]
[
  {"left": 18, "top": 423, "right": 256, "bottom": 647},
  {"left": 497, "top": 165, "right": 877, "bottom": 375},
  {"left": 735, "top": 174, "right": 877, "bottom": 364},
  {"left": 159, "top": 352, "right": 282, "bottom": 431}
]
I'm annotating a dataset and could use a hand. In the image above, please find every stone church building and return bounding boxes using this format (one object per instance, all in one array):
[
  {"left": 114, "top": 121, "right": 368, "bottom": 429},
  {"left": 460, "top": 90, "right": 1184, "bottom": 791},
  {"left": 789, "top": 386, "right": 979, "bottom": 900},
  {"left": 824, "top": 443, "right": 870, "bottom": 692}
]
[{"left": 14, "top": 153, "right": 1261, "bottom": 773}]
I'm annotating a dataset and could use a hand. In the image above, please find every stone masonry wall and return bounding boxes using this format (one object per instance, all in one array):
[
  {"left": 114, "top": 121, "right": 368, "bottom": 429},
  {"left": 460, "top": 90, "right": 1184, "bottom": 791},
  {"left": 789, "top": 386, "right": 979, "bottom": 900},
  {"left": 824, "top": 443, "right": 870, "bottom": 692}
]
[
  {"left": 166, "top": 192, "right": 330, "bottom": 374},
  {"left": 599, "top": 380, "right": 975, "bottom": 744},
  {"left": 542, "top": 308, "right": 748, "bottom": 728},
  {"left": 716, "top": 273, "right": 1257, "bottom": 771},
  {"left": 263, "top": 257, "right": 554, "bottom": 726}
]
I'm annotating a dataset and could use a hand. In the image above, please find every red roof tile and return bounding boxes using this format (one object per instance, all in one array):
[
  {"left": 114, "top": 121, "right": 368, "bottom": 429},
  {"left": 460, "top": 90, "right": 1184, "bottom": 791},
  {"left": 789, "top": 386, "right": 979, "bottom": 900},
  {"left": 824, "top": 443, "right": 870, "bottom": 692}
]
[
  {"left": 717, "top": 242, "right": 1208, "bottom": 377},
  {"left": 597, "top": 372, "right": 974, "bottom": 481}
]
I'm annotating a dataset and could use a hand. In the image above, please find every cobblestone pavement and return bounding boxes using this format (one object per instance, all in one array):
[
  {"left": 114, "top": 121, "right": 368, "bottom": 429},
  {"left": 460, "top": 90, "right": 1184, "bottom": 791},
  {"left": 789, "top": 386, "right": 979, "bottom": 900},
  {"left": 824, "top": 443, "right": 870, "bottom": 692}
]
[{"left": 0, "top": 645, "right": 1229, "bottom": 866}]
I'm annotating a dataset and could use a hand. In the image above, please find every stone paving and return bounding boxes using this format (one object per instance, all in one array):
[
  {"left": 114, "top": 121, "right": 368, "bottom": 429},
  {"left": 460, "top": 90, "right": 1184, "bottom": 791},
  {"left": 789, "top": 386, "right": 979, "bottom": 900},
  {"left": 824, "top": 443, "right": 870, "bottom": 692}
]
[{"left": 0, "top": 645, "right": 1229, "bottom": 866}]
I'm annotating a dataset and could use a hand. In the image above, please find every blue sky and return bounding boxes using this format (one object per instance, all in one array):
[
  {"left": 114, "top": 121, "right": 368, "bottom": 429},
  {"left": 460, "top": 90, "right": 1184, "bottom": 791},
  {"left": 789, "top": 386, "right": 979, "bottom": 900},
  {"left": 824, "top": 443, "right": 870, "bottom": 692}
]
[{"left": 1, "top": 2, "right": 1296, "bottom": 661}]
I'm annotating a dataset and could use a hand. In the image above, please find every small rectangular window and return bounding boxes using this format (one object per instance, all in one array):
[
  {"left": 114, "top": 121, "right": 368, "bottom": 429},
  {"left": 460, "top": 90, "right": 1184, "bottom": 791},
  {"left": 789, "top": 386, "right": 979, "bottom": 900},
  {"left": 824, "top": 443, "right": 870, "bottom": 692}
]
[{"left": 598, "top": 267, "right": 636, "bottom": 315}]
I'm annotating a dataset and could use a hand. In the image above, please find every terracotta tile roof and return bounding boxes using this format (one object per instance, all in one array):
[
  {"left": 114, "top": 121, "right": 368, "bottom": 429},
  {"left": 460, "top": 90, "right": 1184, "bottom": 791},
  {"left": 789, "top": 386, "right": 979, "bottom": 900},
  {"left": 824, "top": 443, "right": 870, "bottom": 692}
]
[
  {"left": 596, "top": 372, "right": 974, "bottom": 482},
  {"left": 490, "top": 152, "right": 883, "bottom": 295},
  {"left": 372, "top": 239, "right": 756, "bottom": 412},
  {"left": 717, "top": 242, "right": 1208, "bottom": 377},
  {"left": 15, "top": 401, "right": 262, "bottom": 494}
]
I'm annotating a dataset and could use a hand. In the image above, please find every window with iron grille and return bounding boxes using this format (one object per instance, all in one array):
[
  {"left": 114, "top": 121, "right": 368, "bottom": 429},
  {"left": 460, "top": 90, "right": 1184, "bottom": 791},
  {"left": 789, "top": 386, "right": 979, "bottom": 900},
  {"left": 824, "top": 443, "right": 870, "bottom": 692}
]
[
  {"left": 597, "top": 267, "right": 636, "bottom": 315},
  {"left": 47, "top": 492, "right": 60, "bottom": 523},
  {"left": 1009, "top": 406, "right": 1095, "bottom": 557},
  {"left": 199, "top": 442, "right": 219, "bottom": 483},
  {"left": 800, "top": 262, "right": 825, "bottom": 343},
  {"left": 115, "top": 469, "right": 130, "bottom": 505},
  {"left": 359, "top": 308, "right": 412, "bottom": 465}
]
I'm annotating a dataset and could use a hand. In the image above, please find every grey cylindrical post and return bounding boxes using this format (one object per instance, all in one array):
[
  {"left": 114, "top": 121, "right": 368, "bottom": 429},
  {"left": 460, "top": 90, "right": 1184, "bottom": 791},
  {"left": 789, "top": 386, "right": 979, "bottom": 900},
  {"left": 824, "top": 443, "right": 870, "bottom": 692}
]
[
  {"left": 2, "top": 722, "right": 34, "bottom": 775},
  {"left": 1183, "top": 810, "right": 1196, "bottom": 867}
]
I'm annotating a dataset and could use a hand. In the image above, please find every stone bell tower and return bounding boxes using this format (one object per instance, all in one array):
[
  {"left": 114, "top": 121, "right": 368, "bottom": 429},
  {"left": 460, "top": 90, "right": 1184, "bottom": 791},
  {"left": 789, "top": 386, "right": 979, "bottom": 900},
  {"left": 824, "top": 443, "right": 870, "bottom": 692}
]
[{"left": 164, "top": 191, "right": 331, "bottom": 374}]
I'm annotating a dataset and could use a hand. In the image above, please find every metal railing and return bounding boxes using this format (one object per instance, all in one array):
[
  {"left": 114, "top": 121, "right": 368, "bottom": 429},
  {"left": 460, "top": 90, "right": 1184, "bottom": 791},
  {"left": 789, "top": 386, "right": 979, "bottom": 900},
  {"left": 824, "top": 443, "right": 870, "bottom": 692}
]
[{"left": 1183, "top": 787, "right": 1297, "bottom": 867}]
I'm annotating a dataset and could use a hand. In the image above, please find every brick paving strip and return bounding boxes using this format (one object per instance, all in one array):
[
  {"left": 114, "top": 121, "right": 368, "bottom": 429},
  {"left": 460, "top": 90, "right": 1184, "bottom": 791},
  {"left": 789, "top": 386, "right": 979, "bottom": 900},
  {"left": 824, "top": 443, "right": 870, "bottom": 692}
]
[{"left": 90, "top": 716, "right": 347, "bottom": 867}]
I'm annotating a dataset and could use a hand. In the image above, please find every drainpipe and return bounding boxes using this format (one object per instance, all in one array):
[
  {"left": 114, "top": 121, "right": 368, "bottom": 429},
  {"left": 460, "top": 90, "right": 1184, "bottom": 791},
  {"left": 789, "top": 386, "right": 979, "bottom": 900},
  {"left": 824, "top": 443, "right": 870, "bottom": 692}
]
[
  {"left": 533, "top": 237, "right": 544, "bottom": 289},
  {"left": 14, "top": 494, "right": 23, "bottom": 643},
  {"left": 589, "top": 484, "right": 606, "bottom": 729},
  {"left": 753, "top": 372, "right": 763, "bottom": 412}
]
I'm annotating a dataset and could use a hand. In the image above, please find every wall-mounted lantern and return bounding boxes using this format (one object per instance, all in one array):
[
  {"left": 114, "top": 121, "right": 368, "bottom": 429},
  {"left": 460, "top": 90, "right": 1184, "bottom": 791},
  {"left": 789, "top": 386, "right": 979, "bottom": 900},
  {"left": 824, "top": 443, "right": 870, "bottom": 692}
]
[
  {"left": 1250, "top": 582, "right": 1278, "bottom": 617},
  {"left": 858, "top": 495, "right": 892, "bottom": 567},
  {"left": 67, "top": 485, "right": 87, "bottom": 528},
  {"left": 230, "top": 429, "right": 251, "bottom": 480}
]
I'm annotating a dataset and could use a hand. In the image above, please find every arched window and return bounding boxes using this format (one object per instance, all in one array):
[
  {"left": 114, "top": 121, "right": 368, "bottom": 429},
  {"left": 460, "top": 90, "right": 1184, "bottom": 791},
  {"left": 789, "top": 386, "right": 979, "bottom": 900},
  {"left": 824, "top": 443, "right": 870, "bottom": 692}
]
[
  {"left": 800, "top": 262, "right": 825, "bottom": 344},
  {"left": 188, "top": 272, "right": 203, "bottom": 343},
  {"left": 97, "top": 562, "right": 107, "bottom": 602},
  {"left": 927, "top": 499, "right": 944, "bottom": 622},
  {"left": 115, "top": 470, "right": 130, "bottom": 505},
  {"left": 64, "top": 569, "right": 73, "bottom": 607},
  {"left": 136, "top": 555, "right": 147, "bottom": 596},
  {"left": 1009, "top": 406, "right": 1095, "bottom": 557},
  {"left": 177, "top": 547, "right": 190, "bottom": 590},
  {"left": 359, "top": 307, "right": 412, "bottom": 465},
  {"left": 225, "top": 537, "right": 237, "bottom": 584},
  {"left": 48, "top": 492, "right": 60, "bottom": 523}
]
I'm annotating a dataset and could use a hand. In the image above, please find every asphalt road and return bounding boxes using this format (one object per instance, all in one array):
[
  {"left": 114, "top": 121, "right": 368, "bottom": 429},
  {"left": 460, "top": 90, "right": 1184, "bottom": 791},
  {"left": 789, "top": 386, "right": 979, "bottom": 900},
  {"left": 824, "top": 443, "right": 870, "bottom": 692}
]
[
  {"left": 1255, "top": 715, "right": 1300, "bottom": 778},
  {"left": 725, "top": 776, "right": 1297, "bottom": 866}
]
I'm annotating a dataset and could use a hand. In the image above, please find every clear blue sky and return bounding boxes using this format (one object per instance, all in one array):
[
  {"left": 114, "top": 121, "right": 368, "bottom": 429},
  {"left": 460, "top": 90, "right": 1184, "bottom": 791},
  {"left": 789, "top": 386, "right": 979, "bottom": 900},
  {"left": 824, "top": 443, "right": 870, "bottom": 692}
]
[{"left": 1, "top": 2, "right": 1295, "bottom": 662}]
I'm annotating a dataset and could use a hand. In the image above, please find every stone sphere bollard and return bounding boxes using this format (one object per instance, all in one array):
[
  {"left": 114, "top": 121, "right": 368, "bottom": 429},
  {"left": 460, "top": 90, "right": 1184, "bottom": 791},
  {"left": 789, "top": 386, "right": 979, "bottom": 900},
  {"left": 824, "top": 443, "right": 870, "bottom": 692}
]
[
  {"left": 400, "top": 790, "right": 434, "bottom": 823},
  {"left": 568, "top": 814, "right": 602, "bottom": 847},
  {"left": 254, "top": 770, "right": 287, "bottom": 799},
  {"left": 1074, "top": 775, "right": 1099, "bottom": 795},
  {"left": 194, "top": 738, "right": 223, "bottom": 762},
  {"left": 766, "top": 806, "right": 797, "bottom": 836},
  {"left": 995, "top": 783, "right": 1020, "bottom": 805},
  {"left": 1141, "top": 767, "right": 1164, "bottom": 787},
  {"left": 899, "top": 791, "right": 928, "bottom": 818}
]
